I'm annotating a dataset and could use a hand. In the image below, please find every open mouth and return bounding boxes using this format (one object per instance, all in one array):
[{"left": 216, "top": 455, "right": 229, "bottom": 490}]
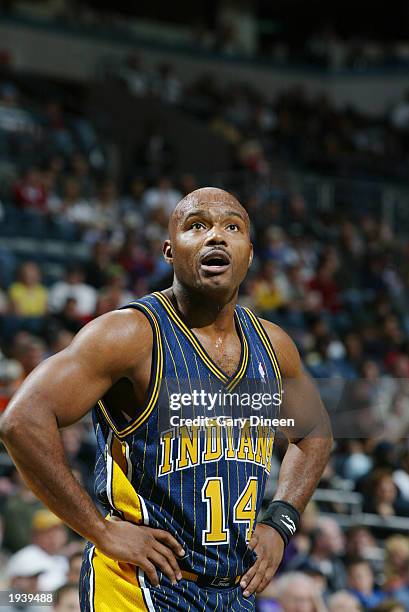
[{"left": 200, "top": 250, "right": 231, "bottom": 275}]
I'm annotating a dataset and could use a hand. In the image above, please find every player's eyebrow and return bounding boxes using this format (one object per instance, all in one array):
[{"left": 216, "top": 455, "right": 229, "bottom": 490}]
[
  {"left": 224, "top": 210, "right": 246, "bottom": 222},
  {"left": 183, "top": 209, "right": 246, "bottom": 223},
  {"left": 183, "top": 209, "right": 208, "bottom": 222}
]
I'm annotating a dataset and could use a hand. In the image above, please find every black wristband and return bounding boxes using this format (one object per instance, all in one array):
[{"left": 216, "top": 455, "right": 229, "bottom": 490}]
[{"left": 258, "top": 500, "right": 300, "bottom": 547}]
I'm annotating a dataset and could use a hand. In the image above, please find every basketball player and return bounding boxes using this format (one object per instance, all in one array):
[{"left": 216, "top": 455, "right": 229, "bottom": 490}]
[{"left": 0, "top": 188, "right": 332, "bottom": 611}]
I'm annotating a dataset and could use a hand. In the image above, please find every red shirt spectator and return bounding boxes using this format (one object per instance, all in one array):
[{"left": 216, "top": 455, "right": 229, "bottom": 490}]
[
  {"left": 308, "top": 261, "right": 341, "bottom": 313},
  {"left": 12, "top": 168, "right": 47, "bottom": 212}
]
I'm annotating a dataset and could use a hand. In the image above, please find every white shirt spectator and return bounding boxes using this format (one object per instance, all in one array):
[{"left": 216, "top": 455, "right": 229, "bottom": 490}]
[
  {"left": 6, "top": 544, "right": 68, "bottom": 591},
  {"left": 143, "top": 180, "right": 182, "bottom": 217},
  {"left": 64, "top": 199, "right": 97, "bottom": 226},
  {"left": 49, "top": 276, "right": 97, "bottom": 317},
  {"left": 394, "top": 468, "right": 409, "bottom": 500}
]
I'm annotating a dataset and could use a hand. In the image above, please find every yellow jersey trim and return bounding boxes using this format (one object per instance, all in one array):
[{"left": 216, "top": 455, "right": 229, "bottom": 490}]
[
  {"left": 154, "top": 291, "right": 248, "bottom": 390},
  {"left": 97, "top": 302, "right": 164, "bottom": 439},
  {"left": 243, "top": 307, "right": 282, "bottom": 397}
]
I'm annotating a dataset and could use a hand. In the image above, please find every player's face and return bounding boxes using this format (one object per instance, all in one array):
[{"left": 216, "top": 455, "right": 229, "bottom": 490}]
[{"left": 165, "top": 201, "right": 253, "bottom": 295}]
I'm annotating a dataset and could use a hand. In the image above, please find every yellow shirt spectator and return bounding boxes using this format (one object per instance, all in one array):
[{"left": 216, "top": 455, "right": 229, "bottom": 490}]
[
  {"left": 9, "top": 282, "right": 48, "bottom": 317},
  {"left": 8, "top": 262, "right": 48, "bottom": 317},
  {"left": 252, "top": 279, "right": 284, "bottom": 311}
]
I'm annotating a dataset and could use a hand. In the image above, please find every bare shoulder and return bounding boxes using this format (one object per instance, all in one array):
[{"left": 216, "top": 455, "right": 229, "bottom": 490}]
[
  {"left": 258, "top": 317, "right": 302, "bottom": 378},
  {"left": 65, "top": 308, "right": 153, "bottom": 376}
]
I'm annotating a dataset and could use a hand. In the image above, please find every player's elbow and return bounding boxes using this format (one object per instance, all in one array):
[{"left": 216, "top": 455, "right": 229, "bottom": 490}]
[
  {"left": 0, "top": 402, "right": 29, "bottom": 443},
  {"left": 0, "top": 412, "right": 19, "bottom": 442}
]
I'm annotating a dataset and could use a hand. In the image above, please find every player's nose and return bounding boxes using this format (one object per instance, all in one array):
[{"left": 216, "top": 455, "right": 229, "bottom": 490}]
[{"left": 204, "top": 226, "right": 228, "bottom": 246}]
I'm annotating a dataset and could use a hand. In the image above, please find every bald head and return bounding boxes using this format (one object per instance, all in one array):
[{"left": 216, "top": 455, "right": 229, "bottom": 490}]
[{"left": 169, "top": 187, "right": 249, "bottom": 237}]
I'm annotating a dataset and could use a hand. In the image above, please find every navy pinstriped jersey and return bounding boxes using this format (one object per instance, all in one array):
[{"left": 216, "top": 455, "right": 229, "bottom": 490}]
[{"left": 92, "top": 291, "right": 282, "bottom": 579}]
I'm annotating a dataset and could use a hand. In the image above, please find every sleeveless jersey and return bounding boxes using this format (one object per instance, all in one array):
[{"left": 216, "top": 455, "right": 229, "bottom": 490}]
[{"left": 92, "top": 291, "right": 282, "bottom": 579}]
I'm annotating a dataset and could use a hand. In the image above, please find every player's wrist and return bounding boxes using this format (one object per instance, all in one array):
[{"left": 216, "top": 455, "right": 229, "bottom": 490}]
[
  {"left": 258, "top": 500, "right": 300, "bottom": 547},
  {"left": 89, "top": 515, "right": 112, "bottom": 548}
]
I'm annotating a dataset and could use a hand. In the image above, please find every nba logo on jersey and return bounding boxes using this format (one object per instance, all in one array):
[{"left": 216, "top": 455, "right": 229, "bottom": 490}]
[{"left": 258, "top": 362, "right": 266, "bottom": 383}]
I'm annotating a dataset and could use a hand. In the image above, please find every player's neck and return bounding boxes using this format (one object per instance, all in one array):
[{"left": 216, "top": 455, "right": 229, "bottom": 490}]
[{"left": 166, "top": 283, "right": 237, "bottom": 332}]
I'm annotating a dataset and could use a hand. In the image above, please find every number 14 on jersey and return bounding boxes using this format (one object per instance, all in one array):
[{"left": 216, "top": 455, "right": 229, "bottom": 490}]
[{"left": 201, "top": 477, "right": 258, "bottom": 545}]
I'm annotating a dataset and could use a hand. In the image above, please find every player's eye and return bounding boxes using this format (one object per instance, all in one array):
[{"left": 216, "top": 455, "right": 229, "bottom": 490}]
[
  {"left": 226, "top": 224, "right": 239, "bottom": 231},
  {"left": 191, "top": 222, "right": 205, "bottom": 230}
]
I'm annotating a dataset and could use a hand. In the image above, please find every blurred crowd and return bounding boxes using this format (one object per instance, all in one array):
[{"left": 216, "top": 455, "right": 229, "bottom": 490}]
[
  {"left": 2, "top": 72, "right": 409, "bottom": 611},
  {"left": 3, "top": 0, "right": 409, "bottom": 73},
  {"left": 115, "top": 53, "right": 409, "bottom": 181}
]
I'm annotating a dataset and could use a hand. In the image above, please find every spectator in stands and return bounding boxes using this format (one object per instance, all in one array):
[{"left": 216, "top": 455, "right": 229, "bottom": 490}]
[
  {"left": 382, "top": 392, "right": 409, "bottom": 443},
  {"left": 343, "top": 441, "right": 373, "bottom": 483},
  {"left": 142, "top": 131, "right": 174, "bottom": 175},
  {"left": 5, "top": 548, "right": 52, "bottom": 611},
  {"left": 85, "top": 241, "right": 114, "bottom": 289},
  {"left": 2, "top": 469, "right": 43, "bottom": 553},
  {"left": 363, "top": 469, "right": 409, "bottom": 517},
  {"left": 70, "top": 152, "right": 94, "bottom": 198},
  {"left": 89, "top": 178, "right": 120, "bottom": 238},
  {"left": 383, "top": 536, "right": 409, "bottom": 605},
  {"left": 8, "top": 262, "right": 48, "bottom": 317},
  {"left": 269, "top": 571, "right": 327, "bottom": 611},
  {"left": 344, "top": 526, "right": 383, "bottom": 568},
  {"left": 12, "top": 335, "right": 46, "bottom": 379},
  {"left": 50, "top": 297, "right": 83, "bottom": 335},
  {"left": 393, "top": 450, "right": 409, "bottom": 501},
  {"left": 59, "top": 176, "right": 94, "bottom": 231},
  {"left": 120, "top": 176, "right": 146, "bottom": 221},
  {"left": 356, "top": 443, "right": 398, "bottom": 495},
  {"left": 48, "top": 267, "right": 97, "bottom": 319},
  {"left": 327, "top": 590, "right": 362, "bottom": 612},
  {"left": 249, "top": 261, "right": 287, "bottom": 315},
  {"left": 289, "top": 517, "right": 347, "bottom": 592},
  {"left": 308, "top": 257, "right": 341, "bottom": 314},
  {"left": 44, "top": 100, "right": 74, "bottom": 156},
  {"left": 67, "top": 550, "right": 83, "bottom": 584},
  {"left": 12, "top": 167, "right": 47, "bottom": 212},
  {"left": 6, "top": 510, "right": 68, "bottom": 591},
  {"left": 115, "top": 233, "right": 155, "bottom": 284},
  {"left": 94, "top": 272, "right": 133, "bottom": 316},
  {"left": 53, "top": 582, "right": 80, "bottom": 612},
  {"left": 346, "top": 558, "right": 386, "bottom": 609},
  {"left": 43, "top": 168, "right": 62, "bottom": 214},
  {"left": 142, "top": 176, "right": 182, "bottom": 217}
]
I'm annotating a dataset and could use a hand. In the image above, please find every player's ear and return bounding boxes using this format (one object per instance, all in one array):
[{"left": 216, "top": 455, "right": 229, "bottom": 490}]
[
  {"left": 248, "top": 244, "right": 253, "bottom": 269},
  {"left": 163, "top": 240, "right": 173, "bottom": 265}
]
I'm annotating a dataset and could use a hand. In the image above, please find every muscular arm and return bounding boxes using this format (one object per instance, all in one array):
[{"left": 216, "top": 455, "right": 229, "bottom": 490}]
[
  {"left": 265, "top": 320, "right": 333, "bottom": 512},
  {"left": 241, "top": 320, "right": 332, "bottom": 597},
  {"left": 0, "top": 310, "right": 185, "bottom": 584},
  {"left": 0, "top": 310, "right": 149, "bottom": 542}
]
